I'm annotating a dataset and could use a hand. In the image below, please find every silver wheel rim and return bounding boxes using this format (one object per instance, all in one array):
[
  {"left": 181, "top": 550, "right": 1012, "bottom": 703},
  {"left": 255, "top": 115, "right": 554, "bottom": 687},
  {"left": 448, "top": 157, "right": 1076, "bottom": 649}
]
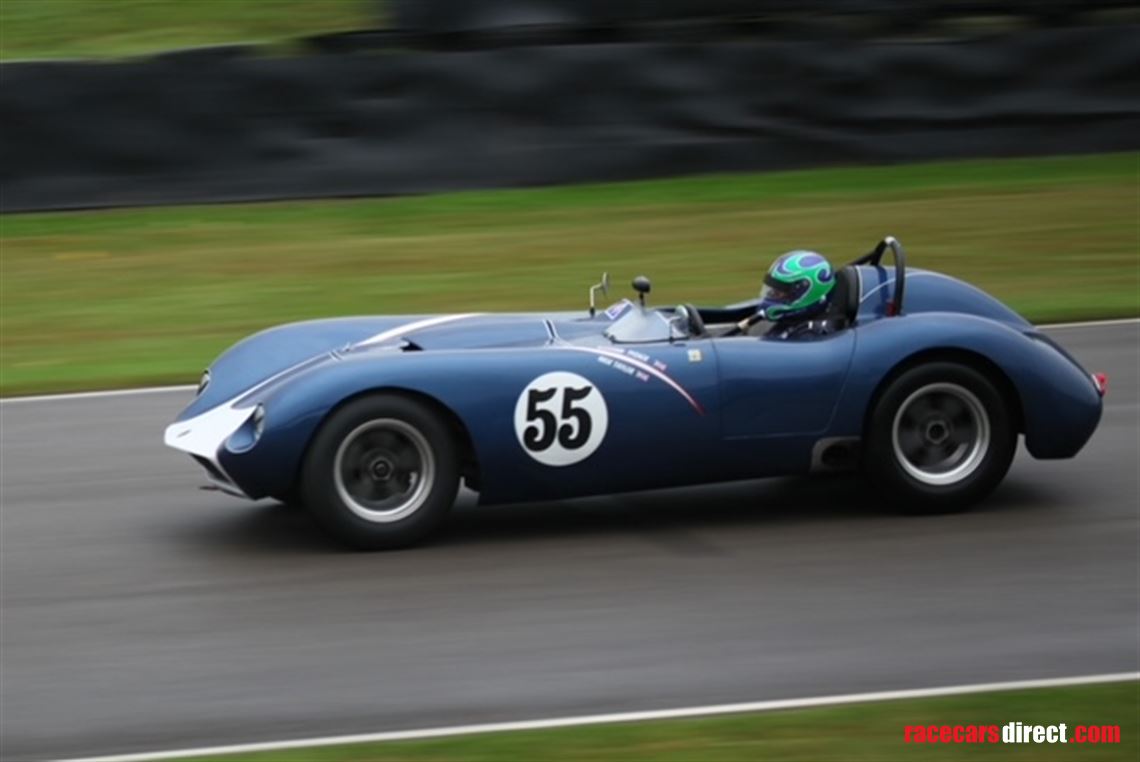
[
  {"left": 333, "top": 419, "right": 435, "bottom": 523},
  {"left": 891, "top": 382, "right": 990, "bottom": 486}
]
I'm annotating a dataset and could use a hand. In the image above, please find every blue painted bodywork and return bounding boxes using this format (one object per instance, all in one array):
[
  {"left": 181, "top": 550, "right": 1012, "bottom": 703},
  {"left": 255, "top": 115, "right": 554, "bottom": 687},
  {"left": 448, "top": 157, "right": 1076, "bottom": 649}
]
[{"left": 168, "top": 265, "right": 1102, "bottom": 502}]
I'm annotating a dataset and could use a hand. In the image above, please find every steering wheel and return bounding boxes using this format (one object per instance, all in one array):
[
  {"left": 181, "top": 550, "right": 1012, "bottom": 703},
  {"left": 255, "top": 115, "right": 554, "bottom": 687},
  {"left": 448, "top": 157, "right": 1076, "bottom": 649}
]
[{"left": 675, "top": 304, "right": 706, "bottom": 338}]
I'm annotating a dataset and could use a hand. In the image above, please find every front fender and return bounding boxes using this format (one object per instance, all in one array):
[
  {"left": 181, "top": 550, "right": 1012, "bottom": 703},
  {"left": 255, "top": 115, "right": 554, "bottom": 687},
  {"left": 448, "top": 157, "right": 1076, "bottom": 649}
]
[
  {"left": 179, "top": 315, "right": 426, "bottom": 420},
  {"left": 219, "top": 344, "right": 725, "bottom": 503},
  {"left": 216, "top": 351, "right": 469, "bottom": 499}
]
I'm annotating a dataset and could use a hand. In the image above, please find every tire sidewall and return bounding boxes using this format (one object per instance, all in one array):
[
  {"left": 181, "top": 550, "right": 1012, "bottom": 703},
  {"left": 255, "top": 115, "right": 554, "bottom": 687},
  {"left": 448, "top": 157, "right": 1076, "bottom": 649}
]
[
  {"left": 865, "top": 362, "right": 1016, "bottom": 512},
  {"left": 302, "top": 395, "right": 460, "bottom": 549}
]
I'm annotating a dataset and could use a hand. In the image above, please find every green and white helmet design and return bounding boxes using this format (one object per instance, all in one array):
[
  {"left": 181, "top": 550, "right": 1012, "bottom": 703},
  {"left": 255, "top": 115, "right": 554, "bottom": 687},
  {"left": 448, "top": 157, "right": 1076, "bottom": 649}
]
[{"left": 757, "top": 250, "right": 836, "bottom": 321}]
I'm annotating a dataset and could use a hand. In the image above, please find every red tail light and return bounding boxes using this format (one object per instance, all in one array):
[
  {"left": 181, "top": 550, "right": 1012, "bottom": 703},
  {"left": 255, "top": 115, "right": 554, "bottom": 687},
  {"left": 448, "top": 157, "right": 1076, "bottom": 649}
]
[{"left": 1092, "top": 372, "right": 1107, "bottom": 397}]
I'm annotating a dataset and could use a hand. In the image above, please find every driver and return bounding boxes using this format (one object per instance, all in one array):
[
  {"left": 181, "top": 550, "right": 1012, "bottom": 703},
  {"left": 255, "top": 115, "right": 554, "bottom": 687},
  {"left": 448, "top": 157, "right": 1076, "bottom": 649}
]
[{"left": 754, "top": 250, "right": 837, "bottom": 339}]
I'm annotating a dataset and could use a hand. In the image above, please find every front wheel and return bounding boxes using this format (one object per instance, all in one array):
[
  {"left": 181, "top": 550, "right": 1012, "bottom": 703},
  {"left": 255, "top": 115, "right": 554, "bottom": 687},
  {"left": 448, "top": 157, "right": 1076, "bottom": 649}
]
[
  {"left": 863, "top": 362, "right": 1016, "bottom": 513},
  {"left": 301, "top": 395, "right": 460, "bottom": 549}
]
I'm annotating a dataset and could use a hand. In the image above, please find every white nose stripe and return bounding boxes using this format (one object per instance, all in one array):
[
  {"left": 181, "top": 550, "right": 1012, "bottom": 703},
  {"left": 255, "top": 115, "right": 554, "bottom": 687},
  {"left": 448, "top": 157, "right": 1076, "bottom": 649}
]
[{"left": 355, "top": 314, "right": 484, "bottom": 348}]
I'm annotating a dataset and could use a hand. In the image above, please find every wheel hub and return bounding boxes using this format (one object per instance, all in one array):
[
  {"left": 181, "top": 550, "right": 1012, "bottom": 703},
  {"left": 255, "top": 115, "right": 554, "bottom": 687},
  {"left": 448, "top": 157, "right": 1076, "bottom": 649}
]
[
  {"left": 332, "top": 418, "right": 436, "bottom": 523},
  {"left": 923, "top": 418, "right": 951, "bottom": 445},
  {"left": 368, "top": 457, "right": 394, "bottom": 482},
  {"left": 890, "top": 382, "right": 991, "bottom": 487}
]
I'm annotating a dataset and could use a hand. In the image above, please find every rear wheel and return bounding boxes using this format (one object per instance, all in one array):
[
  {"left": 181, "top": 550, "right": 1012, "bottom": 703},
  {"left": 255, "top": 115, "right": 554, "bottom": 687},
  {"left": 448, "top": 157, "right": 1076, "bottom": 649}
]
[
  {"left": 301, "top": 395, "right": 460, "bottom": 549},
  {"left": 863, "top": 362, "right": 1016, "bottom": 513}
]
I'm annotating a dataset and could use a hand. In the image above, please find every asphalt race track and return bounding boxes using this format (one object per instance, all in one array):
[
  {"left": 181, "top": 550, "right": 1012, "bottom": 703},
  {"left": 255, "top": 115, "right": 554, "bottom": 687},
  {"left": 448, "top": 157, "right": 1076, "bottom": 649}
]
[{"left": 2, "top": 323, "right": 1137, "bottom": 761}]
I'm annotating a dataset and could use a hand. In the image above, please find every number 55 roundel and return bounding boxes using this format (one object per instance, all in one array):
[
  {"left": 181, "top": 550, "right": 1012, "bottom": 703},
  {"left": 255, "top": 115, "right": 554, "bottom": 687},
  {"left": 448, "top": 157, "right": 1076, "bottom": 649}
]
[{"left": 514, "top": 371, "right": 609, "bottom": 466}]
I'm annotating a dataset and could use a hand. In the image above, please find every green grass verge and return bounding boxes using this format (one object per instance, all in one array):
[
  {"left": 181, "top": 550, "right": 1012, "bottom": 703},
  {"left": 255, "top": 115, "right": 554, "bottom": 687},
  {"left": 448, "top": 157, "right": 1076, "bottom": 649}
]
[
  {"left": 0, "top": 0, "right": 370, "bottom": 60},
  {"left": 1, "top": 153, "right": 1137, "bottom": 395},
  {"left": 180, "top": 682, "right": 1138, "bottom": 761}
]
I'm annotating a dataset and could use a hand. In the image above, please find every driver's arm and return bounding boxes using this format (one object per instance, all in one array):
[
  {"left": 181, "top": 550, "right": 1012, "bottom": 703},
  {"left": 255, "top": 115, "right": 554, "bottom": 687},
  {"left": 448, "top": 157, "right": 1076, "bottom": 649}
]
[{"left": 696, "top": 305, "right": 757, "bottom": 325}]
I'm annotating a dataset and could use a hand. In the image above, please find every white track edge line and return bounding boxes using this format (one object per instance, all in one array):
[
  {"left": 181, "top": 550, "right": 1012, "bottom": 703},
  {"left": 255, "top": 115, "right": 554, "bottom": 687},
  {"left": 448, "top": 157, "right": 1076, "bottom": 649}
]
[
  {"left": 1042, "top": 316, "right": 1140, "bottom": 329},
  {"left": 3, "top": 317, "right": 1137, "bottom": 405},
  {"left": 49, "top": 672, "right": 1140, "bottom": 762},
  {"left": 0, "top": 385, "right": 197, "bottom": 404}
]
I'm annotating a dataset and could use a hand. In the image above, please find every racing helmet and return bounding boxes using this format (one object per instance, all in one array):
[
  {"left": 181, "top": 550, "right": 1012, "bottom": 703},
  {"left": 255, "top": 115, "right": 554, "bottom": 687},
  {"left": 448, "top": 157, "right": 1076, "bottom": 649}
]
[{"left": 757, "top": 250, "right": 836, "bottom": 322}]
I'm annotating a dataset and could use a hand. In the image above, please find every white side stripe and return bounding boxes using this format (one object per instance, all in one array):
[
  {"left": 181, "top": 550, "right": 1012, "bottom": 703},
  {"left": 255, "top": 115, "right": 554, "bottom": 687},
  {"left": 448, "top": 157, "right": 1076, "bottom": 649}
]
[
  {"left": 50, "top": 672, "right": 1139, "bottom": 762},
  {"left": 556, "top": 345, "right": 705, "bottom": 413}
]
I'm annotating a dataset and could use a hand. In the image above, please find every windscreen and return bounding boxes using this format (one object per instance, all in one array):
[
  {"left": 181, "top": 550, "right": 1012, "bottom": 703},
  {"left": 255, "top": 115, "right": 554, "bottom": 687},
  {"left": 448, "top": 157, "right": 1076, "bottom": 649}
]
[{"left": 604, "top": 308, "right": 680, "bottom": 343}]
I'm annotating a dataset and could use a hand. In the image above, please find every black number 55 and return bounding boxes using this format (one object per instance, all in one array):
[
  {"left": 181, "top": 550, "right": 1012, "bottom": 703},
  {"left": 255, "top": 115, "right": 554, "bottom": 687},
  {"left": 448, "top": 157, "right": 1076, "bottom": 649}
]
[{"left": 523, "top": 386, "right": 593, "bottom": 452}]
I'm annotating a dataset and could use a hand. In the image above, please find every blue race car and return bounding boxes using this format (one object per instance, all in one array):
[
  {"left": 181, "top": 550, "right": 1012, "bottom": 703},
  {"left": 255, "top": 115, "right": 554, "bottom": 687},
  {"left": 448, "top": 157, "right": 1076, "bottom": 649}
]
[{"left": 164, "top": 237, "right": 1104, "bottom": 549}]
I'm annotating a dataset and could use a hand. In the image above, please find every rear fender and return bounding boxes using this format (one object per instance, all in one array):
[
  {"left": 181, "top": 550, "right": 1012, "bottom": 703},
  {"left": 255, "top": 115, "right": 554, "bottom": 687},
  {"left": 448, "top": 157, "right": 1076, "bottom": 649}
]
[
  {"left": 832, "top": 314, "right": 1101, "bottom": 459},
  {"left": 856, "top": 267, "right": 1030, "bottom": 328}
]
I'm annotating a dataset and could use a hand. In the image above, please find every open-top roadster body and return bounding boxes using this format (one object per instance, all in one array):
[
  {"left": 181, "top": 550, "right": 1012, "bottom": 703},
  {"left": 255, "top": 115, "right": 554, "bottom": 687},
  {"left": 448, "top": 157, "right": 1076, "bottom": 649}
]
[{"left": 165, "top": 238, "right": 1104, "bottom": 548}]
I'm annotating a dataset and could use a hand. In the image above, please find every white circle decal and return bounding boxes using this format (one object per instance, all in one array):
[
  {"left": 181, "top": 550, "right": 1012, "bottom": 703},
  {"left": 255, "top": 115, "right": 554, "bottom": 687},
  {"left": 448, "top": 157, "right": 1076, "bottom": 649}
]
[{"left": 514, "top": 371, "right": 608, "bottom": 466}]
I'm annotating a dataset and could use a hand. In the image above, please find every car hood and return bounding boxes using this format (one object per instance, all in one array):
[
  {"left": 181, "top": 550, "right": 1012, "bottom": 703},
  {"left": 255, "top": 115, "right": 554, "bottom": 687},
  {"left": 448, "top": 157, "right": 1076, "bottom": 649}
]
[{"left": 181, "top": 312, "right": 593, "bottom": 419}]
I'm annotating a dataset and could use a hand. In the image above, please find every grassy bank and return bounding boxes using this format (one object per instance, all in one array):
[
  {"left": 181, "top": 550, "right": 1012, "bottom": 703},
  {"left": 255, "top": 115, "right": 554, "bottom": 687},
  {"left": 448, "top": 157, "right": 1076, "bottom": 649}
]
[
  {"left": 1, "top": 153, "right": 1137, "bottom": 394},
  {"left": 178, "top": 681, "right": 1138, "bottom": 761},
  {"left": 0, "top": 0, "right": 369, "bottom": 60}
]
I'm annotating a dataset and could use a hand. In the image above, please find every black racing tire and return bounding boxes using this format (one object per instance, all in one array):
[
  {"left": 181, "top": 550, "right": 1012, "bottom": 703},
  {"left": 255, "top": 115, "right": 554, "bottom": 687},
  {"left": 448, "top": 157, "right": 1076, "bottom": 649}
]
[
  {"left": 301, "top": 394, "right": 460, "bottom": 550},
  {"left": 863, "top": 362, "right": 1016, "bottom": 514}
]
